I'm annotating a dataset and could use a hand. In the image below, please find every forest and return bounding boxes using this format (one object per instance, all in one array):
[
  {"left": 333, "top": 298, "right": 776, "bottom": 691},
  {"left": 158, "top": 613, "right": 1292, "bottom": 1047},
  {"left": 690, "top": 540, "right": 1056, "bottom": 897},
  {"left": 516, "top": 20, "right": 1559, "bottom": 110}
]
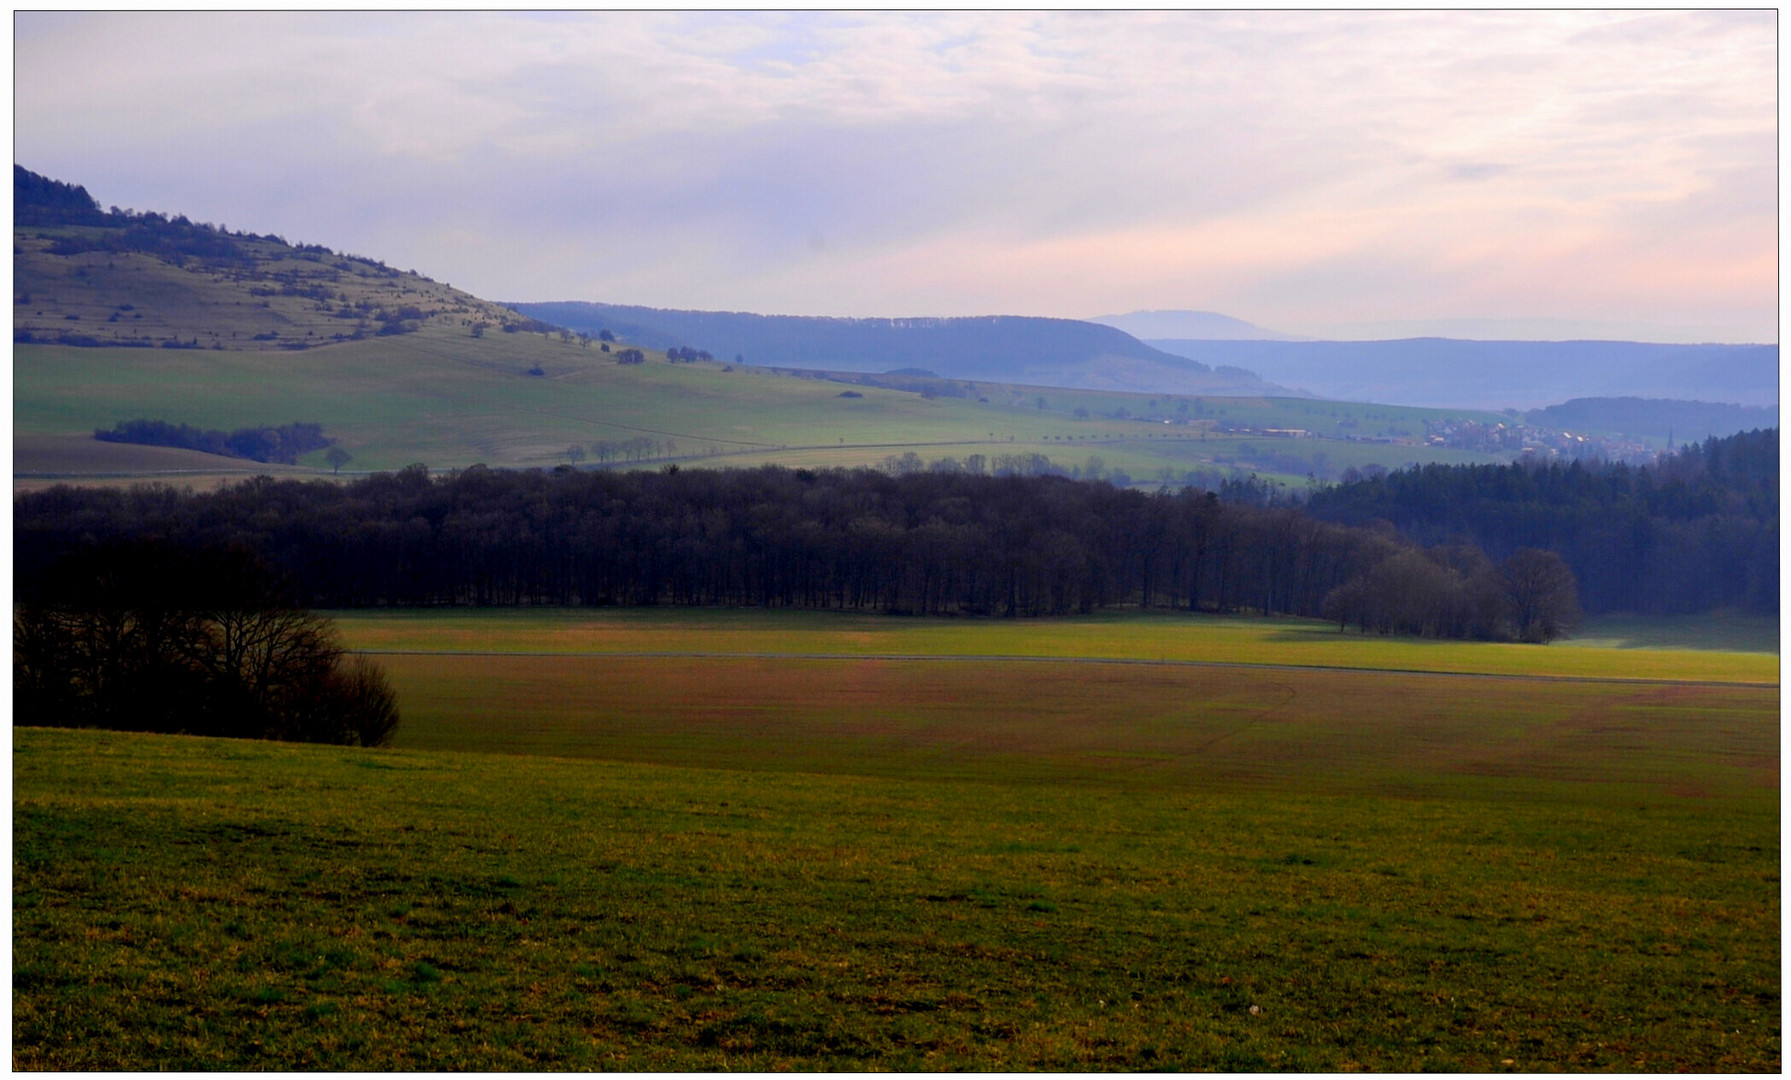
[
  {"left": 1307, "top": 428, "right": 1778, "bottom": 615},
  {"left": 21, "top": 462, "right": 1581, "bottom": 646},
  {"left": 18, "top": 429, "right": 1770, "bottom": 626}
]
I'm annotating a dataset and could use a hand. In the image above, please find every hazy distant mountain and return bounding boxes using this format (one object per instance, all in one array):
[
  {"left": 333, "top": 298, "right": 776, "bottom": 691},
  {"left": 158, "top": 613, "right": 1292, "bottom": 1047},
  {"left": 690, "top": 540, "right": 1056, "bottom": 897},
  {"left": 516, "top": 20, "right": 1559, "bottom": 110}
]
[
  {"left": 1090, "top": 310, "right": 1306, "bottom": 341},
  {"left": 511, "top": 302, "right": 1297, "bottom": 397},
  {"left": 1145, "top": 338, "right": 1778, "bottom": 410},
  {"left": 1299, "top": 316, "right": 1772, "bottom": 345},
  {"left": 1524, "top": 398, "right": 1778, "bottom": 442}
]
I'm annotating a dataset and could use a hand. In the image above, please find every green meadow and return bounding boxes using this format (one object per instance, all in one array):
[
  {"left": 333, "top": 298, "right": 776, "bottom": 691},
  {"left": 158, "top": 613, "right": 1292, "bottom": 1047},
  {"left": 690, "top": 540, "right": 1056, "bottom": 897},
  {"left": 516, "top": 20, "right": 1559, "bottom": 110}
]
[
  {"left": 14, "top": 610, "right": 1779, "bottom": 1070},
  {"left": 14, "top": 336, "right": 1504, "bottom": 480},
  {"left": 329, "top": 608, "right": 1779, "bottom": 685}
]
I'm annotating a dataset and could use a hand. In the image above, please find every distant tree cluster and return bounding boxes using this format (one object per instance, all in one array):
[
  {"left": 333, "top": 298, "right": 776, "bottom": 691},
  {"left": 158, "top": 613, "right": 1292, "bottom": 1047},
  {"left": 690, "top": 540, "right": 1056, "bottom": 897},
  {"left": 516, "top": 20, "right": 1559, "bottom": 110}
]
[
  {"left": 40, "top": 210, "right": 255, "bottom": 266},
  {"left": 666, "top": 346, "right": 714, "bottom": 363},
  {"left": 1322, "top": 545, "right": 1579, "bottom": 643},
  {"left": 15, "top": 542, "right": 399, "bottom": 746},
  {"left": 16, "top": 465, "right": 1578, "bottom": 640},
  {"left": 860, "top": 450, "right": 1319, "bottom": 498},
  {"left": 95, "top": 420, "right": 334, "bottom": 465},
  {"left": 498, "top": 316, "right": 560, "bottom": 335},
  {"left": 1308, "top": 429, "right": 1778, "bottom": 615},
  {"left": 586, "top": 436, "right": 678, "bottom": 464},
  {"left": 614, "top": 348, "right": 646, "bottom": 365}
]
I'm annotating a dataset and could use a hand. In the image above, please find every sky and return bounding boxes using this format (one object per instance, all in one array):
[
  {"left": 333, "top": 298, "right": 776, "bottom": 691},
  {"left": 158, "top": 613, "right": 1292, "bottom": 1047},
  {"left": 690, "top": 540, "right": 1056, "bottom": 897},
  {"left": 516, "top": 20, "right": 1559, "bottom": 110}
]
[{"left": 13, "top": 10, "right": 1779, "bottom": 343}]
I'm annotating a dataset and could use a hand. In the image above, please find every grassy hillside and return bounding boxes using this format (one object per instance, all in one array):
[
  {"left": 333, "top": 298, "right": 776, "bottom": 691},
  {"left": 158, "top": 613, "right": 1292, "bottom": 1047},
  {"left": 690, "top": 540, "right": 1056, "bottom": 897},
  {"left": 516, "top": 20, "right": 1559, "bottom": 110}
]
[
  {"left": 15, "top": 432, "right": 318, "bottom": 481},
  {"left": 13, "top": 179, "right": 1513, "bottom": 483},
  {"left": 14, "top": 225, "right": 529, "bottom": 352},
  {"left": 16, "top": 335, "right": 1511, "bottom": 480}
]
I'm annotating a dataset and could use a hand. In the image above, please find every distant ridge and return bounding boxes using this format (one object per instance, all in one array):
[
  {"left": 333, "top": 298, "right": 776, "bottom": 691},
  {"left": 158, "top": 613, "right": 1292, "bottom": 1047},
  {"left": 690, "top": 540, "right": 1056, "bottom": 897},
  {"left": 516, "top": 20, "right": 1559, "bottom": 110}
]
[
  {"left": 1145, "top": 337, "right": 1779, "bottom": 411},
  {"left": 510, "top": 301, "right": 1298, "bottom": 397},
  {"left": 1090, "top": 309, "right": 1306, "bottom": 341},
  {"left": 1525, "top": 398, "right": 1778, "bottom": 442}
]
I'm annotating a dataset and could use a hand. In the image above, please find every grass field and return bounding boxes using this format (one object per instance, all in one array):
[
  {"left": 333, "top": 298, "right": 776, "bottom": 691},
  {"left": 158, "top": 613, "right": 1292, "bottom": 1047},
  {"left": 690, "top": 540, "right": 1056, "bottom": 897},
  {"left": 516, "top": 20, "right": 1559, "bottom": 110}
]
[
  {"left": 1569, "top": 612, "right": 1782, "bottom": 655},
  {"left": 14, "top": 610, "right": 1779, "bottom": 1070},
  {"left": 15, "top": 334, "right": 1507, "bottom": 481},
  {"left": 12, "top": 433, "right": 323, "bottom": 495},
  {"left": 329, "top": 608, "right": 1780, "bottom": 685}
]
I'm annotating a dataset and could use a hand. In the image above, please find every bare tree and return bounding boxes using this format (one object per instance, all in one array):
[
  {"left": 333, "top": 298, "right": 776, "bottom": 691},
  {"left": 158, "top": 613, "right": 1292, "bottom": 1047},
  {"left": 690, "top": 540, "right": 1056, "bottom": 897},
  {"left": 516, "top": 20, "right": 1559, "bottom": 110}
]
[{"left": 1499, "top": 547, "right": 1582, "bottom": 643}]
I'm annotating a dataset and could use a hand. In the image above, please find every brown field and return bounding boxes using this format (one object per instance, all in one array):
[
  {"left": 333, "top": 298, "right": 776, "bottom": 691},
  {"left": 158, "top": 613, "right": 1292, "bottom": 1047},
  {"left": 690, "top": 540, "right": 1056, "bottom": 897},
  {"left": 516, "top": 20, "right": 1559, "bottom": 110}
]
[
  {"left": 13, "top": 432, "right": 326, "bottom": 494},
  {"left": 382, "top": 654, "right": 1779, "bottom": 796}
]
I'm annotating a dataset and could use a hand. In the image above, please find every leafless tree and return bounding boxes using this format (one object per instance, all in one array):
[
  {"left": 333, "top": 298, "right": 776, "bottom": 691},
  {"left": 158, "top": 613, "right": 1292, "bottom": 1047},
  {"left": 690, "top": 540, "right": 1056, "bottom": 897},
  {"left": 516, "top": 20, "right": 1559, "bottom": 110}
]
[{"left": 1499, "top": 547, "right": 1582, "bottom": 643}]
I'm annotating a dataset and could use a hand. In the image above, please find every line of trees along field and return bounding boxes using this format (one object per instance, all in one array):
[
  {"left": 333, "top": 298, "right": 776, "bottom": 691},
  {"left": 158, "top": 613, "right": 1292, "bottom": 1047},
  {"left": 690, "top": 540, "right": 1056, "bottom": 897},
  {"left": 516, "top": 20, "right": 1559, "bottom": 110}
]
[
  {"left": 95, "top": 419, "right": 334, "bottom": 465},
  {"left": 15, "top": 429, "right": 1771, "bottom": 631},
  {"left": 1306, "top": 428, "right": 1777, "bottom": 615},
  {"left": 21, "top": 464, "right": 1579, "bottom": 641}
]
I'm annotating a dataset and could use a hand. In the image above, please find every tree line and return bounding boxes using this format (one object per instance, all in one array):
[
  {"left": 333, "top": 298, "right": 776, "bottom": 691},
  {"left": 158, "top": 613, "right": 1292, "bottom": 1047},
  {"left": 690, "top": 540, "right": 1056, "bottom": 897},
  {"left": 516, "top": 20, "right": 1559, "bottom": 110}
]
[
  {"left": 95, "top": 419, "right": 334, "bottom": 465},
  {"left": 15, "top": 542, "right": 399, "bottom": 746},
  {"left": 16, "top": 465, "right": 1578, "bottom": 641},
  {"left": 1306, "top": 428, "right": 1778, "bottom": 615}
]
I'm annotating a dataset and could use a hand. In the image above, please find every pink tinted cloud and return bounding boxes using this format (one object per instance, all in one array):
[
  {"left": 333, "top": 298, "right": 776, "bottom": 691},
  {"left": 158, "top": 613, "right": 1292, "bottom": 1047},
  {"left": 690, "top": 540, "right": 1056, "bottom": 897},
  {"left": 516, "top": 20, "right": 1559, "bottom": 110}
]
[{"left": 14, "top": 10, "right": 1777, "bottom": 341}]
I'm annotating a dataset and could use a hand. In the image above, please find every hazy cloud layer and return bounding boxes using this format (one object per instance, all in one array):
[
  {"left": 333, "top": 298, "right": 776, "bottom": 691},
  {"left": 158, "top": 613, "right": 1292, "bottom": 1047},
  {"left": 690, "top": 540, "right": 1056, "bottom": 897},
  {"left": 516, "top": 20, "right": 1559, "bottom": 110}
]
[{"left": 15, "top": 10, "right": 1777, "bottom": 342}]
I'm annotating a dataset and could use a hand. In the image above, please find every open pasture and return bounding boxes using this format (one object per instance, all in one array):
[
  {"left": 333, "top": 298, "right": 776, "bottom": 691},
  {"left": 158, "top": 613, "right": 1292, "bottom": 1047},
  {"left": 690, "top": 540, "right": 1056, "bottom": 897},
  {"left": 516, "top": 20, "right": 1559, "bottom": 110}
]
[
  {"left": 332, "top": 607, "right": 1780, "bottom": 685},
  {"left": 14, "top": 703, "right": 1778, "bottom": 1071},
  {"left": 11, "top": 432, "right": 322, "bottom": 495},
  {"left": 375, "top": 653, "right": 1778, "bottom": 795},
  {"left": 1568, "top": 612, "right": 1781, "bottom": 655},
  {"left": 16, "top": 335, "right": 1507, "bottom": 479},
  {"left": 16, "top": 608, "right": 1779, "bottom": 1070}
]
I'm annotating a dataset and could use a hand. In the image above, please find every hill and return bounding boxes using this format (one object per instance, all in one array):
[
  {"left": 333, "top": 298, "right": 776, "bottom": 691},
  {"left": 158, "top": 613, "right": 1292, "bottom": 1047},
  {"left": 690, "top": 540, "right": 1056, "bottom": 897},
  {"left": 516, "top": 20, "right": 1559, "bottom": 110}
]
[
  {"left": 1089, "top": 309, "right": 1306, "bottom": 341},
  {"left": 1524, "top": 397, "right": 1778, "bottom": 442},
  {"left": 16, "top": 335, "right": 1519, "bottom": 484},
  {"left": 14, "top": 165, "right": 537, "bottom": 351},
  {"left": 1146, "top": 337, "right": 1779, "bottom": 410},
  {"left": 508, "top": 301, "right": 1293, "bottom": 398},
  {"left": 4, "top": 168, "right": 1553, "bottom": 486}
]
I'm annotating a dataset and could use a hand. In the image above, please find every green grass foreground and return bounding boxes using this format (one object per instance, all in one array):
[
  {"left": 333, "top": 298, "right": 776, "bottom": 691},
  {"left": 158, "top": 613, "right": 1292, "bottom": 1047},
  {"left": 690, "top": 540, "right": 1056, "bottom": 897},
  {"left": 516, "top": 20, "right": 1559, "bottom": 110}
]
[
  {"left": 16, "top": 718, "right": 1779, "bottom": 1069},
  {"left": 15, "top": 612, "right": 1780, "bottom": 1070}
]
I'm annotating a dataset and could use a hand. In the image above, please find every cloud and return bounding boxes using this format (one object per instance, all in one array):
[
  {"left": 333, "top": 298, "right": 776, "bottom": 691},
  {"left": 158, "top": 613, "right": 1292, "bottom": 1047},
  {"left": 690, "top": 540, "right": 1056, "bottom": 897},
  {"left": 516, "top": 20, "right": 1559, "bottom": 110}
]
[
  {"left": 13, "top": 10, "right": 1778, "bottom": 342},
  {"left": 1447, "top": 163, "right": 1514, "bottom": 182}
]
